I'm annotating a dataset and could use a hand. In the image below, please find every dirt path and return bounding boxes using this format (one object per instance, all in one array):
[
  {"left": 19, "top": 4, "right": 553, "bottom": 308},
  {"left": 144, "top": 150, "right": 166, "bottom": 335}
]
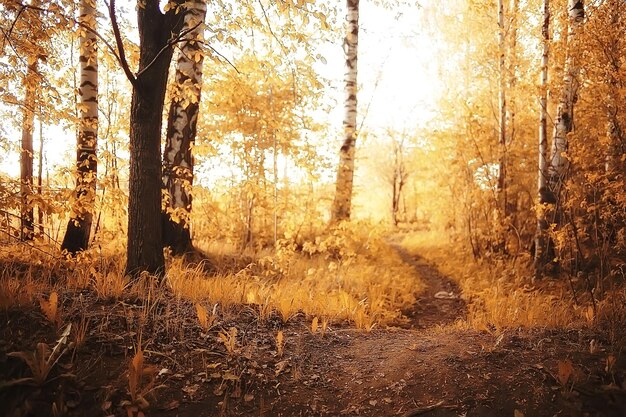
[
  {"left": 390, "top": 243, "right": 466, "bottom": 329},
  {"left": 169, "top": 245, "right": 624, "bottom": 416}
]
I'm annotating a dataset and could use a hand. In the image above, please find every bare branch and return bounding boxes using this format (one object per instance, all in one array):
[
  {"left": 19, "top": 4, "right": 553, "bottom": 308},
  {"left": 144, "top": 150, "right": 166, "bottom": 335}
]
[
  {"left": 76, "top": 21, "right": 125, "bottom": 77},
  {"left": 135, "top": 20, "right": 201, "bottom": 79},
  {"left": 201, "top": 42, "right": 240, "bottom": 74},
  {"left": 6, "top": 4, "right": 25, "bottom": 40},
  {"left": 107, "top": 0, "right": 137, "bottom": 86}
]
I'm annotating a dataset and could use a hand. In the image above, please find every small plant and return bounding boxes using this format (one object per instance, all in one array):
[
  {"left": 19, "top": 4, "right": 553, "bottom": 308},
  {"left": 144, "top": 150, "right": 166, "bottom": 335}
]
[
  {"left": 275, "top": 296, "right": 296, "bottom": 323},
  {"left": 556, "top": 359, "right": 582, "bottom": 392},
  {"left": 91, "top": 268, "right": 129, "bottom": 300},
  {"left": 5, "top": 324, "right": 72, "bottom": 386},
  {"left": 276, "top": 330, "right": 284, "bottom": 357},
  {"left": 39, "top": 291, "right": 60, "bottom": 326},
  {"left": 73, "top": 315, "right": 90, "bottom": 352},
  {"left": 218, "top": 327, "right": 238, "bottom": 355},
  {"left": 321, "top": 316, "right": 329, "bottom": 336},
  {"left": 123, "top": 347, "right": 161, "bottom": 416},
  {"left": 311, "top": 317, "right": 319, "bottom": 333},
  {"left": 353, "top": 303, "right": 377, "bottom": 332},
  {"left": 196, "top": 303, "right": 218, "bottom": 332}
]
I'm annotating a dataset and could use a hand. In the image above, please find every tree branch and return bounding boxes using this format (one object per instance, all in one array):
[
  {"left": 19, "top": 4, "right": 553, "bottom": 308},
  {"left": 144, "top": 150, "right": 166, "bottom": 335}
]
[
  {"left": 135, "top": 21, "right": 201, "bottom": 79},
  {"left": 200, "top": 41, "right": 240, "bottom": 74},
  {"left": 107, "top": 0, "right": 137, "bottom": 86},
  {"left": 75, "top": 20, "right": 125, "bottom": 78}
]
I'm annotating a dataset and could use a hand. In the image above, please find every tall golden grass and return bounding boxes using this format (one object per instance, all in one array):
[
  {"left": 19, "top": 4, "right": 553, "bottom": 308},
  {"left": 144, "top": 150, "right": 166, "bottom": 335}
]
[{"left": 0, "top": 223, "right": 424, "bottom": 330}]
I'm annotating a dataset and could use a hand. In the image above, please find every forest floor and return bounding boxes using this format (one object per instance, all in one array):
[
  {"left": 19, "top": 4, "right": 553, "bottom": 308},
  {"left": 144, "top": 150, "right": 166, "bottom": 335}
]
[{"left": 1, "top": 241, "right": 625, "bottom": 417}]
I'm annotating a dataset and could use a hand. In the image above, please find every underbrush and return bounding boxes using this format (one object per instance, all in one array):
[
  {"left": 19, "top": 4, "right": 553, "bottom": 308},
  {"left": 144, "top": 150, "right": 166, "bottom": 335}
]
[
  {"left": 400, "top": 231, "right": 626, "bottom": 343},
  {"left": 0, "top": 222, "right": 423, "bottom": 331}
]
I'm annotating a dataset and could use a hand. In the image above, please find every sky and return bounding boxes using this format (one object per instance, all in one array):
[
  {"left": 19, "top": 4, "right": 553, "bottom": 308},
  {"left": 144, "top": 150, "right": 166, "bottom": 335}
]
[{"left": 0, "top": 1, "right": 444, "bottom": 182}]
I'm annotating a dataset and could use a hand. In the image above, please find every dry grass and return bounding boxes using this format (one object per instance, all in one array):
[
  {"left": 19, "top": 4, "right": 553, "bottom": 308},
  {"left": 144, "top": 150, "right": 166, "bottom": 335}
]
[
  {"left": 169, "top": 224, "right": 423, "bottom": 329},
  {"left": 0, "top": 223, "right": 424, "bottom": 331},
  {"left": 400, "top": 231, "right": 603, "bottom": 331}
]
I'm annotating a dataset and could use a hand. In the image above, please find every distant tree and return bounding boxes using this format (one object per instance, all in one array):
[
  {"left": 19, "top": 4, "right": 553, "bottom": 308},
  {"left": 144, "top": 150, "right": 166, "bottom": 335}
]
[
  {"left": 547, "top": 0, "right": 584, "bottom": 206},
  {"left": 534, "top": 0, "right": 551, "bottom": 274},
  {"left": 109, "top": 0, "right": 185, "bottom": 276},
  {"left": 62, "top": 0, "right": 98, "bottom": 254},
  {"left": 380, "top": 133, "right": 410, "bottom": 227},
  {"left": 19, "top": 60, "right": 37, "bottom": 241},
  {"left": 331, "top": 0, "right": 359, "bottom": 223},
  {"left": 600, "top": 0, "right": 625, "bottom": 176},
  {"left": 496, "top": 0, "right": 507, "bottom": 222},
  {"left": 162, "top": 0, "right": 207, "bottom": 256},
  {"left": 16, "top": 0, "right": 48, "bottom": 241}
]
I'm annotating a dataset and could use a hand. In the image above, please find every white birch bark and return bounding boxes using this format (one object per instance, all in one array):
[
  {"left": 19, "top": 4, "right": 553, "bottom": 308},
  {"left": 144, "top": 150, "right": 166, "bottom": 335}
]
[
  {"left": 331, "top": 0, "right": 359, "bottom": 223},
  {"left": 493, "top": 0, "right": 509, "bottom": 252},
  {"left": 535, "top": 0, "right": 551, "bottom": 272},
  {"left": 547, "top": 0, "right": 584, "bottom": 196},
  {"left": 506, "top": 0, "right": 519, "bottom": 150},
  {"left": 496, "top": 0, "right": 507, "bottom": 201},
  {"left": 62, "top": 0, "right": 99, "bottom": 253},
  {"left": 162, "top": 0, "right": 207, "bottom": 254}
]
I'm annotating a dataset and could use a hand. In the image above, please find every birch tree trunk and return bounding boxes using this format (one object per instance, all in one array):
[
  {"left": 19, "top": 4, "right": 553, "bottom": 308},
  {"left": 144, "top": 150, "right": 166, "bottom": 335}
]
[
  {"left": 62, "top": 0, "right": 98, "bottom": 254},
  {"left": 547, "top": 0, "right": 584, "bottom": 200},
  {"left": 37, "top": 114, "right": 44, "bottom": 237},
  {"left": 534, "top": 0, "right": 551, "bottom": 274},
  {"left": 496, "top": 0, "right": 507, "bottom": 221},
  {"left": 331, "top": 0, "right": 359, "bottom": 223},
  {"left": 162, "top": 0, "right": 207, "bottom": 256},
  {"left": 125, "top": 0, "right": 184, "bottom": 277},
  {"left": 506, "top": 0, "right": 519, "bottom": 149},
  {"left": 20, "top": 61, "right": 37, "bottom": 241}
]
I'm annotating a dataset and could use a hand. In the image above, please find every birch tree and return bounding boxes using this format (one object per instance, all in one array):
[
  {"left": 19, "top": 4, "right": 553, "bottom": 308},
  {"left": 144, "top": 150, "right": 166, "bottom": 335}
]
[
  {"left": 61, "top": 0, "right": 98, "bottom": 254},
  {"left": 331, "top": 0, "right": 359, "bottom": 223},
  {"left": 162, "top": 0, "right": 207, "bottom": 256},
  {"left": 546, "top": 0, "right": 584, "bottom": 203},
  {"left": 534, "top": 0, "right": 551, "bottom": 273},
  {"left": 602, "top": 0, "right": 624, "bottom": 176},
  {"left": 496, "top": 0, "right": 507, "bottom": 222}
]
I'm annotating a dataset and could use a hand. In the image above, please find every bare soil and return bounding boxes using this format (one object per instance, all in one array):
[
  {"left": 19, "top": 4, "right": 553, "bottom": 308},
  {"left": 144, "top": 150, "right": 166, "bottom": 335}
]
[{"left": 1, "top": 246, "right": 625, "bottom": 417}]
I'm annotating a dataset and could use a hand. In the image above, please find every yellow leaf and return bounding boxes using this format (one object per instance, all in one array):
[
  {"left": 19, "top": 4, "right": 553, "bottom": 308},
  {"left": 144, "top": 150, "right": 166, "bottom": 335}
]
[{"left": 557, "top": 359, "right": 573, "bottom": 386}]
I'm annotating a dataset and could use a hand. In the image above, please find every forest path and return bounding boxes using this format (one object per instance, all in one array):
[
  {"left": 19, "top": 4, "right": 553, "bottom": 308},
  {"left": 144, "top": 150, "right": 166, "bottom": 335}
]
[
  {"left": 173, "top": 241, "right": 616, "bottom": 417},
  {"left": 389, "top": 242, "right": 467, "bottom": 329}
]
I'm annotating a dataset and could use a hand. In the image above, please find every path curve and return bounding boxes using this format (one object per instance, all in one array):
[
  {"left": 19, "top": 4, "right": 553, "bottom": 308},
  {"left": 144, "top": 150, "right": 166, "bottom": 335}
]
[{"left": 390, "top": 243, "right": 467, "bottom": 329}]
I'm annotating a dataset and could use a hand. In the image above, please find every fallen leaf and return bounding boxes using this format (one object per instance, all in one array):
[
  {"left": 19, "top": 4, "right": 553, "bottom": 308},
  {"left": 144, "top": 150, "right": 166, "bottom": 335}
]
[
  {"left": 244, "top": 394, "right": 254, "bottom": 402},
  {"left": 182, "top": 384, "right": 200, "bottom": 397},
  {"left": 557, "top": 360, "right": 574, "bottom": 386},
  {"left": 162, "top": 400, "right": 179, "bottom": 411},
  {"left": 514, "top": 410, "right": 525, "bottom": 417}
]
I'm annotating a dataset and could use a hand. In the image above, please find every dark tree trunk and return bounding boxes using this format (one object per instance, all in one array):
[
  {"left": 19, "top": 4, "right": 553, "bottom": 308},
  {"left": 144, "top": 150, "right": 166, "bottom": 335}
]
[
  {"left": 162, "top": 210, "right": 193, "bottom": 255},
  {"left": 125, "top": 0, "right": 184, "bottom": 277},
  {"left": 20, "top": 62, "right": 37, "bottom": 241}
]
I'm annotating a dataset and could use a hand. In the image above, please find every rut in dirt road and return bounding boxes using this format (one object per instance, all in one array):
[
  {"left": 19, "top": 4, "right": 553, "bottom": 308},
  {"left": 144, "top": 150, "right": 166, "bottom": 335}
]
[{"left": 390, "top": 243, "right": 467, "bottom": 329}]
